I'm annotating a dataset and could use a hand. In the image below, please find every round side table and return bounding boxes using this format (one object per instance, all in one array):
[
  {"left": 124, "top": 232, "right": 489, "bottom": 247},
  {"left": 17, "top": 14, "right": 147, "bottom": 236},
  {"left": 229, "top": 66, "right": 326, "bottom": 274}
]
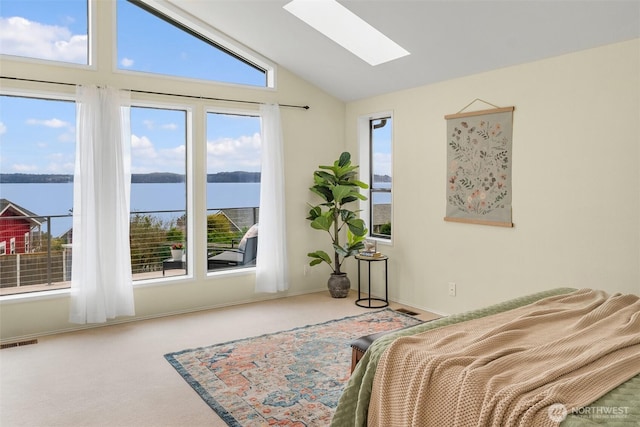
[{"left": 355, "top": 254, "right": 389, "bottom": 308}]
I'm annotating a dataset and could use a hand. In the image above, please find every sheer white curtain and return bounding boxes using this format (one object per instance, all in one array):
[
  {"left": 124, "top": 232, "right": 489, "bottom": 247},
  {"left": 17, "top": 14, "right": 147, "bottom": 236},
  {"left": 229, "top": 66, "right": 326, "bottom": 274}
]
[
  {"left": 69, "top": 85, "right": 135, "bottom": 324},
  {"left": 255, "top": 103, "right": 289, "bottom": 293}
]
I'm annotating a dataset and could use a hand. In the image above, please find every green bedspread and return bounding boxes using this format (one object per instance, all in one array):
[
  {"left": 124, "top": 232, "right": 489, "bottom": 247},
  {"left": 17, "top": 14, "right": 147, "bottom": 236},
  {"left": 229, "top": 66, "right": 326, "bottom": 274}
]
[{"left": 330, "top": 287, "right": 640, "bottom": 426}]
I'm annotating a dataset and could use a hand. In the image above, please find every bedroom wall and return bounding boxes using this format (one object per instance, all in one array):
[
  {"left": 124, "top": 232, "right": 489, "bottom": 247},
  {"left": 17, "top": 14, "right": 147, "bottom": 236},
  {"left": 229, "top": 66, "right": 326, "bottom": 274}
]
[
  {"left": 0, "top": 1, "right": 345, "bottom": 342},
  {"left": 345, "top": 38, "right": 640, "bottom": 315}
]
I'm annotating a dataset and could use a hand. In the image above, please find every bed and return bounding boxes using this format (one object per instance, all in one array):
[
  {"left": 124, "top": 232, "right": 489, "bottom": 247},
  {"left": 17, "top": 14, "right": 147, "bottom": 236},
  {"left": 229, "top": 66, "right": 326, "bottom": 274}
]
[{"left": 331, "top": 287, "right": 640, "bottom": 426}]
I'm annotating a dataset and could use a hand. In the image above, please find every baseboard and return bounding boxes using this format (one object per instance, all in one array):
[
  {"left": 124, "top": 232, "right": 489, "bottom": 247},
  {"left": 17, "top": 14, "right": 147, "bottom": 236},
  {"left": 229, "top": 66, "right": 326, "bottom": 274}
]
[{"left": 0, "top": 286, "right": 328, "bottom": 345}]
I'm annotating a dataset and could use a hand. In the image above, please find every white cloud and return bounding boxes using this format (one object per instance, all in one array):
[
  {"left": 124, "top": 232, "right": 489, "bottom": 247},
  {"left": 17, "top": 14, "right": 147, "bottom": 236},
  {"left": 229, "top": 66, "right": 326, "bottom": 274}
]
[
  {"left": 46, "top": 161, "right": 74, "bottom": 174},
  {"left": 120, "top": 57, "right": 134, "bottom": 67},
  {"left": 141, "top": 120, "right": 178, "bottom": 131},
  {"left": 26, "top": 118, "right": 70, "bottom": 128},
  {"left": 130, "top": 132, "right": 259, "bottom": 174},
  {"left": 0, "top": 16, "right": 87, "bottom": 63},
  {"left": 130, "top": 134, "right": 185, "bottom": 173},
  {"left": 0, "top": 122, "right": 6, "bottom": 135},
  {"left": 11, "top": 163, "right": 38, "bottom": 172},
  {"left": 45, "top": 153, "right": 75, "bottom": 174},
  {"left": 207, "top": 132, "right": 261, "bottom": 172},
  {"left": 131, "top": 134, "right": 157, "bottom": 159},
  {"left": 373, "top": 152, "right": 392, "bottom": 176},
  {"left": 57, "top": 131, "right": 76, "bottom": 143}
]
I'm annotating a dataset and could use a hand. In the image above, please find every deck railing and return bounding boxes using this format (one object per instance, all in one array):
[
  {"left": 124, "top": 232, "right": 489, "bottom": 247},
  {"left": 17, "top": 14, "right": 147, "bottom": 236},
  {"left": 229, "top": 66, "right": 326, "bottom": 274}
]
[{"left": 0, "top": 207, "right": 258, "bottom": 296}]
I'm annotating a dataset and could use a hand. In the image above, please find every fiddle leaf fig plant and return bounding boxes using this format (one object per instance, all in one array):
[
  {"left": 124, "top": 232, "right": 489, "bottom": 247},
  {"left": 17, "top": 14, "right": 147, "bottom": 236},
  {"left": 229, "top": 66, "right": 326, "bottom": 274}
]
[{"left": 307, "top": 152, "right": 368, "bottom": 275}]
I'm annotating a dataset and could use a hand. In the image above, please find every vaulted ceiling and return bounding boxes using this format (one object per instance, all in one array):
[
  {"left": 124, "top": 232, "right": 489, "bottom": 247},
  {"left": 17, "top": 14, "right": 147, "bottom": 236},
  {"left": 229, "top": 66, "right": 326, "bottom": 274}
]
[{"left": 168, "top": 0, "right": 640, "bottom": 102}]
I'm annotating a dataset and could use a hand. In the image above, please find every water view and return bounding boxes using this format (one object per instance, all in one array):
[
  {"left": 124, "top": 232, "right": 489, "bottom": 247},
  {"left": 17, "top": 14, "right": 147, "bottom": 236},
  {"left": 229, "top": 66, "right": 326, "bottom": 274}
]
[{"left": 1, "top": 182, "right": 261, "bottom": 236}]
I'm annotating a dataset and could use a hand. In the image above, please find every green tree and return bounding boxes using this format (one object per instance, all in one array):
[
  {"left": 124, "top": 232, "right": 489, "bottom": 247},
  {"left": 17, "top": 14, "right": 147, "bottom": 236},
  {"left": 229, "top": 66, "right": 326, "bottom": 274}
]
[
  {"left": 379, "top": 222, "right": 391, "bottom": 236},
  {"left": 129, "top": 214, "right": 171, "bottom": 273},
  {"left": 166, "top": 227, "right": 184, "bottom": 243},
  {"left": 207, "top": 213, "right": 241, "bottom": 244}
]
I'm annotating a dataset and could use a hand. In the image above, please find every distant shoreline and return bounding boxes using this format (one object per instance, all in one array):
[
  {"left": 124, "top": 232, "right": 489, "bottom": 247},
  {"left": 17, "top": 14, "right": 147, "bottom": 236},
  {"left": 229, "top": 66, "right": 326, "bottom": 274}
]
[
  {"left": 0, "top": 172, "right": 261, "bottom": 184},
  {"left": 1, "top": 172, "right": 392, "bottom": 184}
]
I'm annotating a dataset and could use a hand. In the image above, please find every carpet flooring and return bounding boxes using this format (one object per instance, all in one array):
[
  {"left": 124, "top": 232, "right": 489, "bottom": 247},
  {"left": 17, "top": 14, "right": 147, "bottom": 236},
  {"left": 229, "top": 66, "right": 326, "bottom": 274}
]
[{"left": 1, "top": 291, "right": 438, "bottom": 426}]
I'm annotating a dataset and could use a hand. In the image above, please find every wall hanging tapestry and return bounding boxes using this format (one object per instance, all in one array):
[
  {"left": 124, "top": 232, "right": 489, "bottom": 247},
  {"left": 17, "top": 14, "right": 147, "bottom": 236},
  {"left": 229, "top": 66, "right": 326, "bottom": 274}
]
[
  {"left": 444, "top": 104, "right": 515, "bottom": 227},
  {"left": 164, "top": 309, "right": 422, "bottom": 427}
]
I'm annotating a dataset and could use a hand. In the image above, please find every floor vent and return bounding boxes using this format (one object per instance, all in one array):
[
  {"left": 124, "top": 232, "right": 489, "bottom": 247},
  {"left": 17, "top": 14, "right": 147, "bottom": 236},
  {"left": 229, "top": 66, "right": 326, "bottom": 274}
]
[
  {"left": 396, "top": 308, "right": 420, "bottom": 316},
  {"left": 1, "top": 339, "right": 38, "bottom": 349}
]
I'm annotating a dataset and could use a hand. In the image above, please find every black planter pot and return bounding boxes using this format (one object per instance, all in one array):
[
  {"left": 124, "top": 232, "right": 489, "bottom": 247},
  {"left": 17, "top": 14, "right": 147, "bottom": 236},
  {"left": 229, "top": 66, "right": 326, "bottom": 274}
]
[{"left": 328, "top": 273, "right": 350, "bottom": 298}]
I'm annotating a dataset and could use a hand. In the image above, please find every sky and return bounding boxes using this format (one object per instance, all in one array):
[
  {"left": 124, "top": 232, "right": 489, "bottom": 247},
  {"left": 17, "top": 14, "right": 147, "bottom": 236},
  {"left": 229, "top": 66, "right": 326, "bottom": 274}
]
[
  {"left": 0, "top": 0, "right": 264, "bottom": 175},
  {"left": 0, "top": 0, "right": 391, "bottom": 177}
]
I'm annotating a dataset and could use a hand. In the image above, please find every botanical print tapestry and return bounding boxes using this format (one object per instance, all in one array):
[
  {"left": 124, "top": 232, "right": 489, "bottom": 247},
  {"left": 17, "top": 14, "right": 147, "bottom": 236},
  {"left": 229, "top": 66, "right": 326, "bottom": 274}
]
[{"left": 444, "top": 107, "right": 514, "bottom": 227}]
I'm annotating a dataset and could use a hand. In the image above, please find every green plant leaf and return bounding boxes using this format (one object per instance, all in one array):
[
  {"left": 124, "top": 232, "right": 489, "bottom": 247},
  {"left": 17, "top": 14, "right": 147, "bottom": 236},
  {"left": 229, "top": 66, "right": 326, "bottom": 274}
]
[
  {"left": 310, "top": 213, "right": 333, "bottom": 231},
  {"left": 314, "top": 170, "right": 336, "bottom": 185},
  {"left": 338, "top": 151, "right": 351, "bottom": 167},
  {"left": 310, "top": 185, "right": 333, "bottom": 202},
  {"left": 332, "top": 185, "right": 354, "bottom": 204},
  {"left": 340, "top": 195, "right": 359, "bottom": 204},
  {"left": 346, "top": 218, "right": 367, "bottom": 236},
  {"left": 306, "top": 205, "right": 321, "bottom": 221},
  {"left": 353, "top": 179, "right": 369, "bottom": 189},
  {"left": 333, "top": 244, "right": 349, "bottom": 257},
  {"left": 341, "top": 209, "right": 356, "bottom": 222},
  {"left": 308, "top": 250, "right": 332, "bottom": 265}
]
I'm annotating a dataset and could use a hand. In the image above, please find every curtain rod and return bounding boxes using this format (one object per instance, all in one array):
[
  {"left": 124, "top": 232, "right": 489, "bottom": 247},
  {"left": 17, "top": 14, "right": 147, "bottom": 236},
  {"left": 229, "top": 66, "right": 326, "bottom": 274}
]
[{"left": 0, "top": 76, "right": 310, "bottom": 110}]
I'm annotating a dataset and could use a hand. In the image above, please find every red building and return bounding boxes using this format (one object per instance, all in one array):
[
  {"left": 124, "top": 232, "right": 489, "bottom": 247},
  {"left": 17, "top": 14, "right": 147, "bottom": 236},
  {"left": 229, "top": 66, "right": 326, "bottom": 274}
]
[{"left": 0, "top": 199, "right": 43, "bottom": 255}]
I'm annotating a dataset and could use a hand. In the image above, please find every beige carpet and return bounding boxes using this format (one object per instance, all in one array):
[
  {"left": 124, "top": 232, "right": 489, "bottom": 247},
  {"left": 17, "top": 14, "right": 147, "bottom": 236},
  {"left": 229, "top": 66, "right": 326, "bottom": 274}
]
[{"left": 0, "top": 291, "right": 437, "bottom": 427}]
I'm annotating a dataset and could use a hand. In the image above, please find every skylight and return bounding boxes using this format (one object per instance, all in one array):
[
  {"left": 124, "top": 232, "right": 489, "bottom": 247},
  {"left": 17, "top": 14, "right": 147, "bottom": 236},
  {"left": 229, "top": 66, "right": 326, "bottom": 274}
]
[{"left": 283, "top": 0, "right": 410, "bottom": 66}]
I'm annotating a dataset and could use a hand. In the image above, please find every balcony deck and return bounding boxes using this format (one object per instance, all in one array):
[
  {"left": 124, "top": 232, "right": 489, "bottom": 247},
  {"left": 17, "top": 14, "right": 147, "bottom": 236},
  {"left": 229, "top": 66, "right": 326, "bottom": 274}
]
[{"left": 0, "top": 206, "right": 258, "bottom": 297}]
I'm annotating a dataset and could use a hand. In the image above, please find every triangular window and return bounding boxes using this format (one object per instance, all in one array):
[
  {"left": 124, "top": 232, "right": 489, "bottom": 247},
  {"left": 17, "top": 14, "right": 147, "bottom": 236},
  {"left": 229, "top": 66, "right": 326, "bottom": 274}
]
[{"left": 117, "top": 0, "right": 270, "bottom": 87}]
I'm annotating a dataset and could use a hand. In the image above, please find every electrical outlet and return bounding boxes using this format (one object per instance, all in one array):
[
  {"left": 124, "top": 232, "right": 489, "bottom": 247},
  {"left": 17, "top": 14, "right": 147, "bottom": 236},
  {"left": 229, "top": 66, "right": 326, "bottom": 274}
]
[{"left": 448, "top": 282, "right": 456, "bottom": 296}]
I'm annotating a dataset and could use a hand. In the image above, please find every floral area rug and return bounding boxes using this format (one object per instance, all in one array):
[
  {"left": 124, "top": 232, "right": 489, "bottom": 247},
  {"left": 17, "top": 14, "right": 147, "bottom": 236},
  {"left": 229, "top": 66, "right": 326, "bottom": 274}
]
[{"left": 164, "top": 308, "right": 422, "bottom": 426}]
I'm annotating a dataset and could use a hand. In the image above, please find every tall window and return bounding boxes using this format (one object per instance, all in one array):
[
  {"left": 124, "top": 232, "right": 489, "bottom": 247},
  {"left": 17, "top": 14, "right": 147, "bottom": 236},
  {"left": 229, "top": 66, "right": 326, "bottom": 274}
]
[
  {"left": 0, "top": 0, "right": 89, "bottom": 65},
  {"left": 0, "top": 94, "right": 76, "bottom": 256},
  {"left": 206, "top": 111, "right": 261, "bottom": 272},
  {"left": 0, "top": 93, "right": 74, "bottom": 295},
  {"left": 129, "top": 106, "right": 189, "bottom": 279},
  {"left": 117, "top": 0, "right": 268, "bottom": 87},
  {"left": 360, "top": 113, "right": 393, "bottom": 240}
]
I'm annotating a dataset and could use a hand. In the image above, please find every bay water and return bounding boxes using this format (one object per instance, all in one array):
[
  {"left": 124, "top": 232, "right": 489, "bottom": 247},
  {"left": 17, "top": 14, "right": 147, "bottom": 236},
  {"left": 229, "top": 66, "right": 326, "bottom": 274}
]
[{"left": 0, "top": 182, "right": 261, "bottom": 236}]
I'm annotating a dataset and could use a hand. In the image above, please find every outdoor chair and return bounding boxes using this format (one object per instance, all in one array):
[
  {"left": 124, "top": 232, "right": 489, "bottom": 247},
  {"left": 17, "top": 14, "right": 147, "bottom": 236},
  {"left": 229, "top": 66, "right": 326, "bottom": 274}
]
[{"left": 207, "top": 224, "right": 258, "bottom": 270}]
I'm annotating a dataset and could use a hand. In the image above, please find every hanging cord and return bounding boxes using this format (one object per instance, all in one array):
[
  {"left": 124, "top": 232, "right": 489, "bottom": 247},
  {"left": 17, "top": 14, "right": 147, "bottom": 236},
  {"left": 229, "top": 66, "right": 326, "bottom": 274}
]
[
  {"left": 457, "top": 98, "right": 501, "bottom": 114},
  {"left": 0, "top": 76, "right": 310, "bottom": 110}
]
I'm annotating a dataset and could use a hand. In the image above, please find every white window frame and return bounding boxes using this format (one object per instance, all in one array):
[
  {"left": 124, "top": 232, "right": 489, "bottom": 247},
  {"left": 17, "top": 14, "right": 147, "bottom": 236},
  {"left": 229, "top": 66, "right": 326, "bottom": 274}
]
[
  {"left": 358, "top": 110, "right": 394, "bottom": 245},
  {"left": 24, "top": 232, "right": 30, "bottom": 253},
  {"left": 9, "top": 237, "right": 16, "bottom": 255},
  {"left": 0, "top": 242, "right": 6, "bottom": 255}
]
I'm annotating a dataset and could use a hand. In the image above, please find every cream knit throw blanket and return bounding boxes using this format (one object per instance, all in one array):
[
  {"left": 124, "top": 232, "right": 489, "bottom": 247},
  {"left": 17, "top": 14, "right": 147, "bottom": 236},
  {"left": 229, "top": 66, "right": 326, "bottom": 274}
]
[{"left": 368, "top": 289, "right": 640, "bottom": 427}]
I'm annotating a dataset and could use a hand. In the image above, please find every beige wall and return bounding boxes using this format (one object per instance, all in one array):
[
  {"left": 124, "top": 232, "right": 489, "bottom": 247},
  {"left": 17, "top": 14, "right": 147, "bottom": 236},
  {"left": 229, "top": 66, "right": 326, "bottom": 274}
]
[{"left": 346, "top": 39, "right": 640, "bottom": 315}]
